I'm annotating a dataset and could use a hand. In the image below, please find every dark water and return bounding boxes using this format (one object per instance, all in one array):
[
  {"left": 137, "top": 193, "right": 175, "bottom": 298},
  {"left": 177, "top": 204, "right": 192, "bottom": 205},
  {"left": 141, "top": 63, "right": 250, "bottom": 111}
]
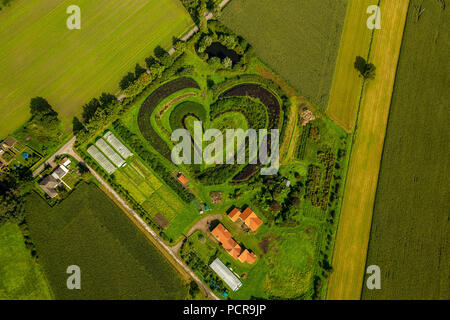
[{"left": 205, "top": 42, "right": 241, "bottom": 63}]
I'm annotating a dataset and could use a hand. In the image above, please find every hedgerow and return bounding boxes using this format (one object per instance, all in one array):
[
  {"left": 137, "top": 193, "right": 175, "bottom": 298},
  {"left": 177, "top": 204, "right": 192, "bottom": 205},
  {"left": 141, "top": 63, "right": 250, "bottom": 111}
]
[{"left": 137, "top": 77, "right": 200, "bottom": 160}]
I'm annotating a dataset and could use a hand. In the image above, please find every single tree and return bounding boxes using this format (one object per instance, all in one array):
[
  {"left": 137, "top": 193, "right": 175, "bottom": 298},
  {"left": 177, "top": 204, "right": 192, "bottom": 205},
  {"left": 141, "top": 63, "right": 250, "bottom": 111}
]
[
  {"left": 29, "top": 97, "right": 60, "bottom": 128},
  {"left": 354, "top": 56, "right": 376, "bottom": 80}
]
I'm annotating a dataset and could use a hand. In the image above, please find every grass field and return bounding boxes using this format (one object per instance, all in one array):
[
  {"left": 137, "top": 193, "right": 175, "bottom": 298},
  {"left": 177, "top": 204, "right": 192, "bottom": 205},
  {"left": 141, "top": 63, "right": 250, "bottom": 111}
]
[
  {"left": 220, "top": 0, "right": 347, "bottom": 111},
  {"left": 327, "top": 0, "right": 410, "bottom": 300},
  {"left": 0, "top": 223, "right": 53, "bottom": 299},
  {"left": 326, "top": 0, "right": 376, "bottom": 131},
  {"left": 362, "top": 0, "right": 449, "bottom": 300},
  {"left": 25, "top": 183, "right": 188, "bottom": 299},
  {"left": 0, "top": 0, "right": 192, "bottom": 138}
]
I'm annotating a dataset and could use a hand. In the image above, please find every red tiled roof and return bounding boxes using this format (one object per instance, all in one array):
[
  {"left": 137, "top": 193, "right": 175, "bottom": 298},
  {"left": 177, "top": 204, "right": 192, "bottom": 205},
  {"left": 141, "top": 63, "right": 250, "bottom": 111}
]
[
  {"left": 228, "top": 208, "right": 242, "bottom": 222},
  {"left": 177, "top": 173, "right": 189, "bottom": 185},
  {"left": 228, "top": 242, "right": 242, "bottom": 259},
  {"left": 239, "top": 207, "right": 253, "bottom": 221},
  {"left": 211, "top": 224, "right": 232, "bottom": 245},
  {"left": 239, "top": 207, "right": 263, "bottom": 231},
  {"left": 238, "top": 249, "right": 257, "bottom": 264}
]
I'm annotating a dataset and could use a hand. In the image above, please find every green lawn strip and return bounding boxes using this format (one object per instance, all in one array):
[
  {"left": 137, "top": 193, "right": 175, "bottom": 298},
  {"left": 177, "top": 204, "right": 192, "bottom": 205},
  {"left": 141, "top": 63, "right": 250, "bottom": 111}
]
[{"left": 0, "top": 223, "right": 53, "bottom": 300}]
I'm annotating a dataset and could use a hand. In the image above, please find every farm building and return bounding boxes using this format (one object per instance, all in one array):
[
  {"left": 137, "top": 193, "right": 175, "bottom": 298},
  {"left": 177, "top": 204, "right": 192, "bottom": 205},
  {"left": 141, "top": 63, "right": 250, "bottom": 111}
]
[
  {"left": 39, "top": 175, "right": 59, "bottom": 198},
  {"left": 61, "top": 157, "right": 71, "bottom": 167},
  {"left": 51, "top": 165, "right": 68, "bottom": 180},
  {"left": 87, "top": 145, "right": 116, "bottom": 174},
  {"left": 95, "top": 138, "right": 125, "bottom": 168},
  {"left": 176, "top": 172, "right": 189, "bottom": 185},
  {"left": 104, "top": 131, "right": 133, "bottom": 159},
  {"left": 1, "top": 137, "right": 17, "bottom": 150},
  {"left": 211, "top": 224, "right": 257, "bottom": 263},
  {"left": 238, "top": 249, "right": 257, "bottom": 265},
  {"left": 228, "top": 208, "right": 242, "bottom": 222},
  {"left": 228, "top": 207, "right": 263, "bottom": 232},
  {"left": 210, "top": 258, "right": 242, "bottom": 292}
]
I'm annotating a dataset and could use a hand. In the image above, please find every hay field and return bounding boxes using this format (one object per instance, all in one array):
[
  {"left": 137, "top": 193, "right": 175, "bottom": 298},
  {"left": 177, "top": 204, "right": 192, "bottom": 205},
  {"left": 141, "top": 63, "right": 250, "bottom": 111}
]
[
  {"left": 363, "top": 0, "right": 449, "bottom": 300},
  {"left": 0, "top": 0, "right": 192, "bottom": 138},
  {"left": 325, "top": 0, "right": 376, "bottom": 131},
  {"left": 327, "top": 0, "right": 410, "bottom": 300},
  {"left": 220, "top": 0, "right": 347, "bottom": 111}
]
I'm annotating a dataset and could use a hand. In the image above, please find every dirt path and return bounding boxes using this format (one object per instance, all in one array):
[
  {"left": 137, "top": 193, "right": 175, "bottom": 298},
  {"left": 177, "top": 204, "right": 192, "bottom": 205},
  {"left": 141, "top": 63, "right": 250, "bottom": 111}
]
[{"left": 171, "top": 214, "right": 223, "bottom": 254}]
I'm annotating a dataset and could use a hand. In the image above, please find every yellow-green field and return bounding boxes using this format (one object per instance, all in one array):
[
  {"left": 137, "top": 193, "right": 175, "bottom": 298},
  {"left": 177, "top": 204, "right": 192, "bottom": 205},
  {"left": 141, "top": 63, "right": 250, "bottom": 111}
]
[
  {"left": 326, "top": 0, "right": 375, "bottom": 132},
  {"left": 327, "top": 0, "right": 410, "bottom": 300},
  {"left": 0, "top": 0, "right": 192, "bottom": 138}
]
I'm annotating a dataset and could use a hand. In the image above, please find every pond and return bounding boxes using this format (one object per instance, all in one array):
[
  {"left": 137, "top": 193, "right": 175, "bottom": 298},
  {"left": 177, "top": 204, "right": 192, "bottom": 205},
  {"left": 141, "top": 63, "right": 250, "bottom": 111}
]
[{"left": 205, "top": 42, "right": 241, "bottom": 64}]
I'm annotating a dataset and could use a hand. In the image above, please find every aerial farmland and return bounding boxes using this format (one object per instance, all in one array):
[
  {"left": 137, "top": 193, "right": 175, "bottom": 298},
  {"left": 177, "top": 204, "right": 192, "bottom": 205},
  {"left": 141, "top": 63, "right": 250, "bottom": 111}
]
[{"left": 0, "top": 0, "right": 447, "bottom": 308}]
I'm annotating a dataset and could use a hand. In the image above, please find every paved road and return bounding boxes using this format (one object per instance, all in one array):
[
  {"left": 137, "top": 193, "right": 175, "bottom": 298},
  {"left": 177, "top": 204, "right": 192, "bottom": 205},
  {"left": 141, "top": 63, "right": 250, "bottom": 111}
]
[
  {"left": 58, "top": 138, "right": 219, "bottom": 300},
  {"left": 32, "top": 136, "right": 77, "bottom": 177}
]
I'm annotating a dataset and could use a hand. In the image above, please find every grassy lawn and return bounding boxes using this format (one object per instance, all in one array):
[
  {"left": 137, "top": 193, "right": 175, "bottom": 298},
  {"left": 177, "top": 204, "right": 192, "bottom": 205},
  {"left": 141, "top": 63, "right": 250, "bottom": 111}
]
[
  {"left": 0, "top": 0, "right": 193, "bottom": 138},
  {"left": 0, "top": 223, "right": 53, "bottom": 299},
  {"left": 181, "top": 223, "right": 321, "bottom": 300},
  {"left": 325, "top": 0, "right": 376, "bottom": 131},
  {"left": 327, "top": 0, "right": 410, "bottom": 300},
  {"left": 25, "top": 182, "right": 188, "bottom": 299},
  {"left": 220, "top": 0, "right": 347, "bottom": 111},
  {"left": 363, "top": 0, "right": 449, "bottom": 300}
]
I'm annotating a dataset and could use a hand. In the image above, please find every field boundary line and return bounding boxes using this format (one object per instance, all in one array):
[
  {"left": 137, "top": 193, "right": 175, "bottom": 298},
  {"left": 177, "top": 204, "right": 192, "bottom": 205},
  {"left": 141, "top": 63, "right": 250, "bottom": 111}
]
[
  {"left": 327, "top": 0, "right": 410, "bottom": 300},
  {"left": 358, "top": 0, "right": 412, "bottom": 300}
]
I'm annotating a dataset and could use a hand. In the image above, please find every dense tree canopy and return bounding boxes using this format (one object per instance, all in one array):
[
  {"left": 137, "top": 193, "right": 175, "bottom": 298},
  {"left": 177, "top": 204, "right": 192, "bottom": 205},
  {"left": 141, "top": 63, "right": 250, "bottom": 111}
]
[{"left": 29, "top": 97, "right": 60, "bottom": 129}]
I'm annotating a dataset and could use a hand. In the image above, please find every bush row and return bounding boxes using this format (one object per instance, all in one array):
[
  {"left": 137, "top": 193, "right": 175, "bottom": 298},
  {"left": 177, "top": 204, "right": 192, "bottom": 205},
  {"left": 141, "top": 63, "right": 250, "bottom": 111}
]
[{"left": 137, "top": 77, "right": 201, "bottom": 160}]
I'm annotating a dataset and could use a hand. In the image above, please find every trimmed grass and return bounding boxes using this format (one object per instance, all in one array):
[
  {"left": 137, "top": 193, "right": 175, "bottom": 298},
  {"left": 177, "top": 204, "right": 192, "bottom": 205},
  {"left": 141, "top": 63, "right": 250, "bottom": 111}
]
[
  {"left": 25, "top": 183, "right": 188, "bottom": 299},
  {"left": 326, "top": 0, "right": 376, "bottom": 131},
  {"left": 0, "top": 0, "right": 192, "bottom": 138},
  {"left": 220, "top": 0, "right": 347, "bottom": 111},
  {"left": 327, "top": 0, "right": 410, "bottom": 300},
  {"left": 363, "top": 0, "right": 449, "bottom": 300},
  {"left": 0, "top": 223, "right": 53, "bottom": 300}
]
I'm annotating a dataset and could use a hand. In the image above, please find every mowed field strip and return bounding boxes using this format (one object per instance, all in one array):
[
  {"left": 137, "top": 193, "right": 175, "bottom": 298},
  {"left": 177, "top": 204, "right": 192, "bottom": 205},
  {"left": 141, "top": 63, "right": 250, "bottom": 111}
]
[
  {"left": 327, "top": 0, "right": 410, "bottom": 300},
  {"left": 326, "top": 0, "right": 376, "bottom": 132},
  {"left": 0, "top": 0, "right": 193, "bottom": 138}
]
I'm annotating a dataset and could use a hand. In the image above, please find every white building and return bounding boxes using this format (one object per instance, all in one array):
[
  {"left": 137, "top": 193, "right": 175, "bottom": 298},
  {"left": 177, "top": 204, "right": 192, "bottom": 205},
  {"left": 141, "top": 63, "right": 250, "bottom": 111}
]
[{"left": 210, "top": 258, "right": 242, "bottom": 292}]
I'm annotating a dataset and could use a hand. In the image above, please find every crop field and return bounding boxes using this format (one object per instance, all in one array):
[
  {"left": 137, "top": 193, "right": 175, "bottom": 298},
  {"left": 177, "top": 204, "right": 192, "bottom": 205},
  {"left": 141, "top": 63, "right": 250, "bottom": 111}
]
[
  {"left": 220, "top": 0, "right": 347, "bottom": 111},
  {"left": 363, "top": 0, "right": 449, "bottom": 300},
  {"left": 0, "top": 223, "right": 53, "bottom": 299},
  {"left": 0, "top": 0, "right": 193, "bottom": 138},
  {"left": 327, "top": 0, "right": 409, "bottom": 300},
  {"left": 25, "top": 183, "right": 188, "bottom": 299},
  {"left": 326, "top": 0, "right": 376, "bottom": 131},
  {"left": 113, "top": 158, "right": 186, "bottom": 224}
]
